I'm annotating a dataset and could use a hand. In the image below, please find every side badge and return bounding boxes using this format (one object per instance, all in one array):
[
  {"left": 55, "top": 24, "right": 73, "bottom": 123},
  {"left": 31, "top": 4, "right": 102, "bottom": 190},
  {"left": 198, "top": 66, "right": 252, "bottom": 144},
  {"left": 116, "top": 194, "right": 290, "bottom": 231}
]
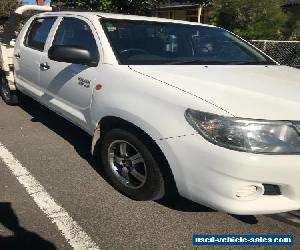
[{"left": 78, "top": 77, "right": 91, "bottom": 88}]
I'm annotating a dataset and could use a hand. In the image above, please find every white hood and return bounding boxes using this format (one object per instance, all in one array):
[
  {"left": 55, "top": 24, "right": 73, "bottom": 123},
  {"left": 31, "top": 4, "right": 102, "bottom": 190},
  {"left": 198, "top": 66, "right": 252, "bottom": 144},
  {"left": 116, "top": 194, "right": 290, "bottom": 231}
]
[{"left": 130, "top": 65, "right": 300, "bottom": 120}]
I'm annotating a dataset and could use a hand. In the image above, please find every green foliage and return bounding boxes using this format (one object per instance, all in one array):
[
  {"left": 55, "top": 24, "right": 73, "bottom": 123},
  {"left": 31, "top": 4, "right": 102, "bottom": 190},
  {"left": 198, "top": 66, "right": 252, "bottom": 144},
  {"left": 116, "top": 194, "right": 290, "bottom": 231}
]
[
  {"left": 53, "top": 0, "right": 299, "bottom": 40},
  {"left": 286, "top": 12, "right": 300, "bottom": 40},
  {"left": 184, "top": 0, "right": 211, "bottom": 5},
  {"left": 55, "top": 0, "right": 112, "bottom": 10},
  {"left": 111, "top": 0, "right": 164, "bottom": 14},
  {"left": 291, "top": 21, "right": 300, "bottom": 39},
  {"left": 0, "top": 0, "right": 22, "bottom": 18},
  {"left": 208, "top": 0, "right": 289, "bottom": 40},
  {"left": 53, "top": 0, "right": 166, "bottom": 15}
]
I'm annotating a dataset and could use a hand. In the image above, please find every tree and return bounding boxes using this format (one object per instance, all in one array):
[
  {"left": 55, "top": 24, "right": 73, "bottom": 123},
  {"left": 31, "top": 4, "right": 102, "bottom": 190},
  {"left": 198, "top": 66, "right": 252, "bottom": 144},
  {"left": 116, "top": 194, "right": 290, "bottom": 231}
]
[
  {"left": 188, "top": 0, "right": 212, "bottom": 6},
  {"left": 290, "top": 21, "right": 300, "bottom": 39},
  {"left": 0, "top": 0, "right": 22, "bottom": 18},
  {"left": 52, "top": 0, "right": 112, "bottom": 11},
  {"left": 208, "top": 0, "right": 289, "bottom": 40},
  {"left": 52, "top": 0, "right": 166, "bottom": 15},
  {"left": 285, "top": 9, "right": 300, "bottom": 39},
  {"left": 52, "top": 0, "right": 299, "bottom": 40}
]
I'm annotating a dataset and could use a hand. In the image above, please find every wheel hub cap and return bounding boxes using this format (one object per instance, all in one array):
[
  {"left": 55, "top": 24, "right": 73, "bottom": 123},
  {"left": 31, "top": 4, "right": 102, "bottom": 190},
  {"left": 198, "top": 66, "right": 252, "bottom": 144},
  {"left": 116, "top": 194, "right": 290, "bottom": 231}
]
[{"left": 108, "top": 140, "right": 147, "bottom": 189}]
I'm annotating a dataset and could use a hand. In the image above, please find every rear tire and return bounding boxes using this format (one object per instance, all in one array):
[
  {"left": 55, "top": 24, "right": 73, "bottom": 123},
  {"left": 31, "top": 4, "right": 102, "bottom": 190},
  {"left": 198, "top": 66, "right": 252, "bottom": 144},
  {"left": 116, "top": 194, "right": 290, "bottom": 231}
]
[
  {"left": 0, "top": 71, "right": 19, "bottom": 105},
  {"left": 101, "top": 128, "right": 165, "bottom": 201}
]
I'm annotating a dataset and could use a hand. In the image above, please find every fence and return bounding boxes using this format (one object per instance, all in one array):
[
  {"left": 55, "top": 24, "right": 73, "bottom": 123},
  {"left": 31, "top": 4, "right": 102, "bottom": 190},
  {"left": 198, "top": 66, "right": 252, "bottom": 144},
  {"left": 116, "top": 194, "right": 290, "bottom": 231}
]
[{"left": 251, "top": 40, "right": 300, "bottom": 68}]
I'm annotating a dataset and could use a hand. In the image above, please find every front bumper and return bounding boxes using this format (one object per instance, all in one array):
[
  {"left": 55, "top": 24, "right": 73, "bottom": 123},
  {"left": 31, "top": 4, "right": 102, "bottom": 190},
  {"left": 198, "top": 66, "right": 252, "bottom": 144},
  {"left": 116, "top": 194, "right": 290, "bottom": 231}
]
[{"left": 158, "top": 134, "right": 300, "bottom": 215}]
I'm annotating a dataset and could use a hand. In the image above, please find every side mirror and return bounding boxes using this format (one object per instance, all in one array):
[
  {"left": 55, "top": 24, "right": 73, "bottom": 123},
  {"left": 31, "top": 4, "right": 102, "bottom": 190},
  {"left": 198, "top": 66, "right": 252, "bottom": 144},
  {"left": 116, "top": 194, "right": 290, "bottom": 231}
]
[{"left": 48, "top": 45, "right": 98, "bottom": 67}]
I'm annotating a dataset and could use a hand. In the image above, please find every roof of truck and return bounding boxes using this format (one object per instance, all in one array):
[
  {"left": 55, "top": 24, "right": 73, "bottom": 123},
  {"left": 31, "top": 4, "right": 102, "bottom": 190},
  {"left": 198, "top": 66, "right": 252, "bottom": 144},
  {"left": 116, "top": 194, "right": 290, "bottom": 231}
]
[{"left": 45, "top": 11, "right": 214, "bottom": 27}]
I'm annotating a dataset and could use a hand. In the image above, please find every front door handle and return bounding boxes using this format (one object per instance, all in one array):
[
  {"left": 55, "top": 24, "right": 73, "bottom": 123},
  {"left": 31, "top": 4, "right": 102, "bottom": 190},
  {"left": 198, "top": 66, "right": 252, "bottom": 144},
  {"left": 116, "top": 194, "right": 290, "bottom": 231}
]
[
  {"left": 40, "top": 62, "right": 50, "bottom": 71},
  {"left": 14, "top": 53, "right": 20, "bottom": 59}
]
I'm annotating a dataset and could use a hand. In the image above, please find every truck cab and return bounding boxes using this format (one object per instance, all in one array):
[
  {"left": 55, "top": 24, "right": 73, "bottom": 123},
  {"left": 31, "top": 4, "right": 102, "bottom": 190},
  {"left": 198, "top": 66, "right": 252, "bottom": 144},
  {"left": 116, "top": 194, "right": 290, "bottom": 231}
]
[{"left": 14, "top": 12, "right": 103, "bottom": 132}]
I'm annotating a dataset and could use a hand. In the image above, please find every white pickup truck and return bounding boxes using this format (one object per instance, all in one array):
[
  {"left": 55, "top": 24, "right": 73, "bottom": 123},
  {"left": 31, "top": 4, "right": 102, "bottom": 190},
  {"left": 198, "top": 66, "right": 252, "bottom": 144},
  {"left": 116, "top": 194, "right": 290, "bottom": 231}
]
[{"left": 1, "top": 6, "right": 300, "bottom": 215}]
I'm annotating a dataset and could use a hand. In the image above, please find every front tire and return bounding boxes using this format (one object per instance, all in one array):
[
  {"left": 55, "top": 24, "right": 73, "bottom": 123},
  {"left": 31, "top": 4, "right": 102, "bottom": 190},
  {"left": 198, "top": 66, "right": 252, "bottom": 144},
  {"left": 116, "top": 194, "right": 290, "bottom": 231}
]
[
  {"left": 0, "top": 72, "right": 19, "bottom": 105},
  {"left": 101, "top": 128, "right": 165, "bottom": 201}
]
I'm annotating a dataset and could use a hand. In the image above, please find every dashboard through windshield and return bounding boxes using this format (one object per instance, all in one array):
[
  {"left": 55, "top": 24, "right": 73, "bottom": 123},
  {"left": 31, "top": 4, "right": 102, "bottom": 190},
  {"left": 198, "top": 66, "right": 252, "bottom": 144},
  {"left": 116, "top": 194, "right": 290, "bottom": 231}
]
[{"left": 101, "top": 18, "right": 276, "bottom": 66}]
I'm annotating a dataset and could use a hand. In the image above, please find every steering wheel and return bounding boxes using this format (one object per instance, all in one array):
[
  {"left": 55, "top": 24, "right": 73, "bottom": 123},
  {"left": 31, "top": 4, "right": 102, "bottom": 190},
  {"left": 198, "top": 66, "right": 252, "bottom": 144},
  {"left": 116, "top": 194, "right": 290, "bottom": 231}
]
[{"left": 119, "top": 48, "right": 149, "bottom": 56}]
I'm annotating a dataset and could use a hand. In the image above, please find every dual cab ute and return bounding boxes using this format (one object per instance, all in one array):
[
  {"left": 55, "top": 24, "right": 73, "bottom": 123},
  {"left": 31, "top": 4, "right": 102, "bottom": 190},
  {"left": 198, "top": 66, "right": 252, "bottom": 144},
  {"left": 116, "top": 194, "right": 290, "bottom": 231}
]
[{"left": 1, "top": 6, "right": 300, "bottom": 215}]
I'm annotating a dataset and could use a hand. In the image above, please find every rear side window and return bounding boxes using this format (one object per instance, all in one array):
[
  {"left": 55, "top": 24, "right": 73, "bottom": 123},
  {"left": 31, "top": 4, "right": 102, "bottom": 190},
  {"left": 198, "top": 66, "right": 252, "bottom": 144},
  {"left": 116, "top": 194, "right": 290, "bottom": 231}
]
[
  {"left": 53, "top": 18, "right": 99, "bottom": 61},
  {"left": 25, "top": 17, "right": 56, "bottom": 51}
]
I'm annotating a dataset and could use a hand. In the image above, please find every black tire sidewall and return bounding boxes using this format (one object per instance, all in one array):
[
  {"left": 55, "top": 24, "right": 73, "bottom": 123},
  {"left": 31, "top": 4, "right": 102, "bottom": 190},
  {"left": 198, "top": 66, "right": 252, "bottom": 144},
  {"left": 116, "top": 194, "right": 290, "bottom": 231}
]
[
  {"left": 101, "top": 128, "right": 165, "bottom": 201},
  {"left": 0, "top": 74, "right": 10, "bottom": 102},
  {"left": 0, "top": 73, "right": 18, "bottom": 105}
]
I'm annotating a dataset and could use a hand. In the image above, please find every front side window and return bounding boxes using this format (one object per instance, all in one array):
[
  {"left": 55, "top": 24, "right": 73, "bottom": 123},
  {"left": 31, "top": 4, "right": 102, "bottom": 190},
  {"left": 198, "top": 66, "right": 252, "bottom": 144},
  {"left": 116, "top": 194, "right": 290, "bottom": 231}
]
[
  {"left": 53, "top": 18, "right": 99, "bottom": 62},
  {"left": 101, "top": 18, "right": 276, "bottom": 65},
  {"left": 25, "top": 17, "right": 56, "bottom": 51}
]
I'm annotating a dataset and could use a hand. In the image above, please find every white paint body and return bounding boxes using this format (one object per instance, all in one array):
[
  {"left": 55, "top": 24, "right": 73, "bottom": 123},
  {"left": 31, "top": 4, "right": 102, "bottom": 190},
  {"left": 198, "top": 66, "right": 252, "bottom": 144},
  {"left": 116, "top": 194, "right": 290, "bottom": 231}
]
[{"left": 13, "top": 12, "right": 300, "bottom": 215}]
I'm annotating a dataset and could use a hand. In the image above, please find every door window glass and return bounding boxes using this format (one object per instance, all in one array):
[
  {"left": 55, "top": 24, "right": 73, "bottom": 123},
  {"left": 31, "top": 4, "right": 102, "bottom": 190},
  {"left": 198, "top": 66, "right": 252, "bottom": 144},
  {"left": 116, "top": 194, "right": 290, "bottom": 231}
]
[
  {"left": 25, "top": 17, "right": 56, "bottom": 51},
  {"left": 53, "top": 18, "right": 99, "bottom": 62}
]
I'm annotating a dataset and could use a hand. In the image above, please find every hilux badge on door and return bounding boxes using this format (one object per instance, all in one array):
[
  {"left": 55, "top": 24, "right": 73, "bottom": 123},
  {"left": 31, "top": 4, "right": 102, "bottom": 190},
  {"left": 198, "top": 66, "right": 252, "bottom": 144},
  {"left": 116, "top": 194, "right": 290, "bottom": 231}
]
[{"left": 78, "top": 77, "right": 91, "bottom": 88}]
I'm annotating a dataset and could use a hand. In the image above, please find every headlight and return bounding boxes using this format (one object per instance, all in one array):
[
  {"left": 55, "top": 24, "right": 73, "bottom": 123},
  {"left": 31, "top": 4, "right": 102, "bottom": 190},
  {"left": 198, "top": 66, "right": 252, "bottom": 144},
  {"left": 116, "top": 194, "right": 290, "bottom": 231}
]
[{"left": 185, "top": 109, "right": 300, "bottom": 154}]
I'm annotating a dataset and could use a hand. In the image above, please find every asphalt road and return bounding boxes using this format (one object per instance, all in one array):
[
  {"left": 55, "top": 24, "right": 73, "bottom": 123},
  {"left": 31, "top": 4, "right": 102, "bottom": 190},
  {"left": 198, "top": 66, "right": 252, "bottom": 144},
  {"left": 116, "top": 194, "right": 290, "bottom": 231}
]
[{"left": 0, "top": 97, "right": 300, "bottom": 250}]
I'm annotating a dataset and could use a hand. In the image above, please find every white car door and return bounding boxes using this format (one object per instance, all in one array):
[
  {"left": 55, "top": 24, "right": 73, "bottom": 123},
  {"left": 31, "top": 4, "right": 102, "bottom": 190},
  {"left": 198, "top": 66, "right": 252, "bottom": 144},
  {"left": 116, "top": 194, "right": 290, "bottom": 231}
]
[
  {"left": 39, "top": 16, "right": 101, "bottom": 131},
  {"left": 14, "top": 17, "right": 57, "bottom": 97}
]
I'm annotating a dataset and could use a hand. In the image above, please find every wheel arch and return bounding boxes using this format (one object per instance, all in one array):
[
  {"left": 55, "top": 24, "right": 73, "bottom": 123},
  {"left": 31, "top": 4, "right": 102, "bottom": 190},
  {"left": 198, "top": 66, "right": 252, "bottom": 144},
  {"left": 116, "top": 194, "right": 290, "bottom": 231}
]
[{"left": 91, "top": 116, "right": 178, "bottom": 196}]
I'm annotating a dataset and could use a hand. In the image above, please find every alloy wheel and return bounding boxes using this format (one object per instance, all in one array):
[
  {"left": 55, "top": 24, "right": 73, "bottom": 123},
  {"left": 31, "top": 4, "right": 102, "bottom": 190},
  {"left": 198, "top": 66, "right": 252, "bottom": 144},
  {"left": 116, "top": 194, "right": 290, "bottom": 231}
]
[{"left": 108, "top": 140, "right": 147, "bottom": 189}]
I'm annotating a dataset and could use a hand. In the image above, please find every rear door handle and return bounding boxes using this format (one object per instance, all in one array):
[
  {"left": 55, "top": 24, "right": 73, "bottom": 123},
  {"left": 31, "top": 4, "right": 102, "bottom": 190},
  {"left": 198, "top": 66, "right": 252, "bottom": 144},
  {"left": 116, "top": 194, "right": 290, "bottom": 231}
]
[{"left": 40, "top": 62, "right": 50, "bottom": 71}]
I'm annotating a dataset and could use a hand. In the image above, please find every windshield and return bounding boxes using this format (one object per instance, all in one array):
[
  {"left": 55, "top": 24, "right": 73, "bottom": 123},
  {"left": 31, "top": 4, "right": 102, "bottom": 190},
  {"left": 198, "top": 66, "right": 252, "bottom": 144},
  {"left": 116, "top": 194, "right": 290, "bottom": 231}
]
[{"left": 101, "top": 18, "right": 276, "bottom": 66}]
